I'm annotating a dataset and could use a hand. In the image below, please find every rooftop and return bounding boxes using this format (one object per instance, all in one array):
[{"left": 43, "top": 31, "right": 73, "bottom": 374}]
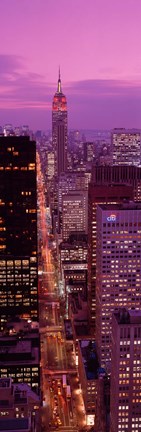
[
  {"left": 79, "top": 340, "right": 99, "bottom": 380},
  {"left": 0, "top": 335, "right": 39, "bottom": 365},
  {"left": 98, "top": 201, "right": 141, "bottom": 211},
  {"left": 0, "top": 340, "right": 31, "bottom": 355},
  {"left": 0, "top": 379, "right": 11, "bottom": 389},
  {"left": 114, "top": 308, "right": 141, "bottom": 325},
  {"left": 0, "top": 418, "right": 29, "bottom": 431},
  {"left": 112, "top": 128, "right": 141, "bottom": 134}
]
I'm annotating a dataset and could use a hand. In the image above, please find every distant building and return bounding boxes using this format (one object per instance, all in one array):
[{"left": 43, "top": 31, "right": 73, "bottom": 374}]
[
  {"left": 47, "top": 150, "right": 55, "bottom": 180},
  {"left": 22, "top": 125, "right": 30, "bottom": 136},
  {"left": 52, "top": 69, "right": 67, "bottom": 177},
  {"left": 58, "top": 172, "right": 89, "bottom": 213},
  {"left": 84, "top": 142, "right": 95, "bottom": 163},
  {"left": 3, "top": 124, "right": 14, "bottom": 136},
  {"left": 96, "top": 202, "right": 141, "bottom": 370},
  {"left": 110, "top": 309, "right": 141, "bottom": 432},
  {"left": 99, "top": 154, "right": 113, "bottom": 165},
  {"left": 112, "top": 129, "right": 141, "bottom": 166}
]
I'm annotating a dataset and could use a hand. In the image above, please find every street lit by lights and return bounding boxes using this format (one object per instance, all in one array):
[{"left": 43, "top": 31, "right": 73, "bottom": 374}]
[
  {"left": 86, "top": 414, "right": 95, "bottom": 425},
  {"left": 75, "top": 355, "right": 78, "bottom": 366},
  {"left": 37, "top": 151, "right": 87, "bottom": 430},
  {"left": 75, "top": 388, "right": 82, "bottom": 395},
  {"left": 43, "top": 398, "right": 48, "bottom": 407},
  {"left": 38, "top": 270, "right": 43, "bottom": 275}
]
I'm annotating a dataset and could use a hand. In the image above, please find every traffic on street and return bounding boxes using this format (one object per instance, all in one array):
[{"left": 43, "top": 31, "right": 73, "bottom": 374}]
[{"left": 37, "top": 152, "right": 87, "bottom": 431}]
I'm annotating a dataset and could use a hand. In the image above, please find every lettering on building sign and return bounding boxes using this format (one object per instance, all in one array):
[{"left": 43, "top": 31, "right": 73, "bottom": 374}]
[{"left": 107, "top": 214, "right": 116, "bottom": 222}]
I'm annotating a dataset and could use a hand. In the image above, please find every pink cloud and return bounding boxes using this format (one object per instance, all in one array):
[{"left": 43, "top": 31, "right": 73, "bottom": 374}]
[{"left": 0, "top": 55, "right": 141, "bottom": 129}]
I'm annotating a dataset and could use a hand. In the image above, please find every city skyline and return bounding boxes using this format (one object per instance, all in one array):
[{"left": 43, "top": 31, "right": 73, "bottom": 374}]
[
  {"left": 1, "top": 0, "right": 141, "bottom": 129},
  {"left": 1, "top": 2, "right": 141, "bottom": 428}
]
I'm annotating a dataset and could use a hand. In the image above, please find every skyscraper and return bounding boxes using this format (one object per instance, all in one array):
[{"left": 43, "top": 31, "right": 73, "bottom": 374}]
[
  {"left": 58, "top": 171, "right": 89, "bottom": 232},
  {"left": 88, "top": 182, "right": 133, "bottom": 334},
  {"left": 62, "top": 191, "right": 88, "bottom": 241},
  {"left": 88, "top": 165, "right": 141, "bottom": 335},
  {"left": 110, "top": 308, "right": 141, "bottom": 432},
  {"left": 112, "top": 129, "right": 141, "bottom": 166},
  {"left": 0, "top": 136, "right": 38, "bottom": 329},
  {"left": 52, "top": 69, "right": 68, "bottom": 178},
  {"left": 96, "top": 202, "right": 141, "bottom": 369}
]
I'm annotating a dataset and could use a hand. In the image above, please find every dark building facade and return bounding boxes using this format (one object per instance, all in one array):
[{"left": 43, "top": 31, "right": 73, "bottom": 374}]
[
  {"left": 0, "top": 321, "right": 40, "bottom": 395},
  {"left": 91, "top": 165, "right": 141, "bottom": 201},
  {"left": 0, "top": 136, "right": 38, "bottom": 329}
]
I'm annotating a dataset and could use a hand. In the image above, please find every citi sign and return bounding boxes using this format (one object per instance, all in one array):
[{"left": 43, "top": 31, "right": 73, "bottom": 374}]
[{"left": 107, "top": 214, "right": 117, "bottom": 222}]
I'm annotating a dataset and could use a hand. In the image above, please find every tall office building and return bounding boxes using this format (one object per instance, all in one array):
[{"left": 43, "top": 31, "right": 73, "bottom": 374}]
[
  {"left": 59, "top": 233, "right": 88, "bottom": 299},
  {"left": 52, "top": 69, "right": 68, "bottom": 177},
  {"left": 112, "top": 129, "right": 141, "bottom": 166},
  {"left": 84, "top": 142, "right": 95, "bottom": 163},
  {"left": 110, "top": 308, "right": 141, "bottom": 432},
  {"left": 88, "top": 164, "right": 141, "bottom": 335},
  {"left": 96, "top": 202, "right": 141, "bottom": 369},
  {"left": 62, "top": 191, "right": 88, "bottom": 241},
  {"left": 88, "top": 183, "right": 133, "bottom": 333},
  {"left": 58, "top": 172, "right": 89, "bottom": 233},
  {"left": 0, "top": 136, "right": 38, "bottom": 329},
  {"left": 46, "top": 150, "right": 55, "bottom": 180},
  {"left": 58, "top": 172, "right": 89, "bottom": 213}
]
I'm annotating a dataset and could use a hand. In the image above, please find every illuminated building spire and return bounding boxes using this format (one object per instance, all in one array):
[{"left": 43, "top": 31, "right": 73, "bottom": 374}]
[
  {"left": 52, "top": 68, "right": 68, "bottom": 177},
  {"left": 57, "top": 66, "right": 62, "bottom": 93}
]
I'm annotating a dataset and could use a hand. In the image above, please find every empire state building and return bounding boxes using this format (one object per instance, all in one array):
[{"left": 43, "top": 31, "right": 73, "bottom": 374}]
[{"left": 52, "top": 70, "right": 68, "bottom": 177}]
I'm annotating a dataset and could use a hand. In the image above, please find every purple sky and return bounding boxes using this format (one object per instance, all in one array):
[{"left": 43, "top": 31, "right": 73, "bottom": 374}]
[{"left": 1, "top": 0, "right": 141, "bottom": 130}]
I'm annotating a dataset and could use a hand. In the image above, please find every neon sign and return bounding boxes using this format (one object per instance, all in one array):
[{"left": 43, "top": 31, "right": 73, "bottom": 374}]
[{"left": 107, "top": 214, "right": 116, "bottom": 222}]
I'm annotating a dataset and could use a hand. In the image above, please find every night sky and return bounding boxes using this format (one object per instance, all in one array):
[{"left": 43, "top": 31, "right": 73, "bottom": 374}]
[{"left": 1, "top": 0, "right": 141, "bottom": 130}]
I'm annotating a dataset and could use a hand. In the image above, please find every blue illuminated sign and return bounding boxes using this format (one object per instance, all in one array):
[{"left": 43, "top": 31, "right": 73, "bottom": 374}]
[{"left": 107, "top": 214, "right": 116, "bottom": 222}]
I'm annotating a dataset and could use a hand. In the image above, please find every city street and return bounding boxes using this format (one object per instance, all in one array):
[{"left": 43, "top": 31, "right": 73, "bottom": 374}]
[{"left": 37, "top": 152, "right": 87, "bottom": 431}]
